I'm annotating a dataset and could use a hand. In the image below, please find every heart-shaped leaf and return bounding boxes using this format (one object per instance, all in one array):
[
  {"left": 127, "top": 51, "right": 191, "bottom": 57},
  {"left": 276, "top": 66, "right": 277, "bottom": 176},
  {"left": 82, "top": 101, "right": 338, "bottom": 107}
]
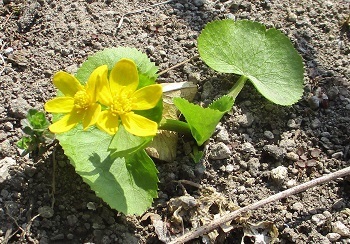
[{"left": 198, "top": 20, "right": 304, "bottom": 105}]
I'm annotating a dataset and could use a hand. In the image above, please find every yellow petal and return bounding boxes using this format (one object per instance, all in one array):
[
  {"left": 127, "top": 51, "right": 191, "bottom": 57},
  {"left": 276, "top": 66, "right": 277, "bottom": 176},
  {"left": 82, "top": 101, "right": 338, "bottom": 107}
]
[
  {"left": 86, "top": 65, "right": 108, "bottom": 102},
  {"left": 121, "top": 112, "right": 158, "bottom": 137},
  {"left": 44, "top": 97, "right": 74, "bottom": 113},
  {"left": 48, "top": 111, "right": 83, "bottom": 133},
  {"left": 132, "top": 84, "right": 162, "bottom": 110},
  {"left": 53, "top": 71, "right": 83, "bottom": 97},
  {"left": 110, "top": 59, "right": 139, "bottom": 95},
  {"left": 82, "top": 103, "right": 101, "bottom": 130},
  {"left": 96, "top": 68, "right": 113, "bottom": 106},
  {"left": 96, "top": 110, "right": 119, "bottom": 135}
]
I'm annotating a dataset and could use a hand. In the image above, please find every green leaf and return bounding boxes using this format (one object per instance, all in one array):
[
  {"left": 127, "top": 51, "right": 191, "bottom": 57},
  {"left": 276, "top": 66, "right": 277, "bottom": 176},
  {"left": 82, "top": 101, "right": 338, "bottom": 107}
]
[
  {"left": 76, "top": 47, "right": 158, "bottom": 85},
  {"left": 27, "top": 109, "right": 50, "bottom": 129},
  {"left": 17, "top": 136, "right": 32, "bottom": 150},
  {"left": 109, "top": 125, "right": 152, "bottom": 158},
  {"left": 56, "top": 126, "right": 158, "bottom": 215},
  {"left": 209, "top": 95, "right": 234, "bottom": 112},
  {"left": 173, "top": 96, "right": 234, "bottom": 146},
  {"left": 198, "top": 20, "right": 304, "bottom": 105}
]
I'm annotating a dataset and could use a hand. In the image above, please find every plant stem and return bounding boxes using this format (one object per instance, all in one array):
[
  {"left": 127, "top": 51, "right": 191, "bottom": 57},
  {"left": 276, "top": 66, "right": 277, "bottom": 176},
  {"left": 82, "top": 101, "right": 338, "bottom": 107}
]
[
  {"left": 228, "top": 75, "right": 248, "bottom": 100},
  {"left": 159, "top": 119, "right": 191, "bottom": 135}
]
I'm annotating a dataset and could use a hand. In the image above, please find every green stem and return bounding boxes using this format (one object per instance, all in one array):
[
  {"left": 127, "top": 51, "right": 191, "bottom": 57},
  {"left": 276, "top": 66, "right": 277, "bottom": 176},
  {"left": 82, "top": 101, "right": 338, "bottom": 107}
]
[
  {"left": 159, "top": 119, "right": 191, "bottom": 135},
  {"left": 228, "top": 75, "right": 248, "bottom": 100}
]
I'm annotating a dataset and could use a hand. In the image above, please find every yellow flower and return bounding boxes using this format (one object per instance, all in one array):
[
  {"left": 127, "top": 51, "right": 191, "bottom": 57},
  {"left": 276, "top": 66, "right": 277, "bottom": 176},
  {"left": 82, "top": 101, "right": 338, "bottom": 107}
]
[
  {"left": 45, "top": 65, "right": 108, "bottom": 133},
  {"left": 96, "top": 59, "right": 162, "bottom": 137}
]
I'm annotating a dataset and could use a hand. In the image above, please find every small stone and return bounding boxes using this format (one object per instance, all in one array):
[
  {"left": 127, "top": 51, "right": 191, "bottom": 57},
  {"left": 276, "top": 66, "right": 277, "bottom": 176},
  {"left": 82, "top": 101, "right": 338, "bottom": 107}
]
[
  {"left": 67, "top": 215, "right": 78, "bottom": 226},
  {"left": 264, "top": 130, "right": 274, "bottom": 139},
  {"left": 209, "top": 142, "right": 231, "bottom": 160},
  {"left": 311, "top": 118, "right": 322, "bottom": 129},
  {"left": 270, "top": 166, "right": 288, "bottom": 183},
  {"left": 67, "top": 234, "right": 74, "bottom": 240},
  {"left": 216, "top": 129, "right": 230, "bottom": 143},
  {"left": 286, "top": 152, "right": 299, "bottom": 161},
  {"left": 188, "top": 72, "right": 201, "bottom": 84},
  {"left": 332, "top": 221, "right": 350, "bottom": 237},
  {"left": 9, "top": 97, "right": 31, "bottom": 118},
  {"left": 247, "top": 158, "right": 260, "bottom": 177},
  {"left": 286, "top": 179, "right": 297, "bottom": 188},
  {"left": 193, "top": 0, "right": 205, "bottom": 7},
  {"left": 237, "top": 112, "right": 254, "bottom": 127},
  {"left": 241, "top": 142, "right": 256, "bottom": 154},
  {"left": 326, "top": 233, "right": 341, "bottom": 241},
  {"left": 263, "top": 145, "right": 286, "bottom": 160},
  {"left": 279, "top": 139, "right": 296, "bottom": 151},
  {"left": 38, "top": 206, "right": 54, "bottom": 218},
  {"left": 225, "top": 164, "right": 234, "bottom": 173},
  {"left": 312, "top": 214, "right": 327, "bottom": 226},
  {"left": 287, "top": 119, "right": 300, "bottom": 129},
  {"left": 308, "top": 96, "right": 320, "bottom": 109},
  {"left": 287, "top": 12, "right": 297, "bottom": 22},
  {"left": 3, "top": 122, "right": 13, "bottom": 131},
  {"left": 0, "top": 157, "right": 16, "bottom": 183},
  {"left": 291, "top": 202, "right": 304, "bottom": 211}
]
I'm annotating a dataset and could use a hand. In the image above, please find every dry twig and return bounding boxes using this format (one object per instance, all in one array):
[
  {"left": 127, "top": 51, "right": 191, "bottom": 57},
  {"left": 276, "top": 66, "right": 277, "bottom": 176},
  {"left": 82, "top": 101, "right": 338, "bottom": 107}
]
[{"left": 169, "top": 166, "right": 350, "bottom": 244}]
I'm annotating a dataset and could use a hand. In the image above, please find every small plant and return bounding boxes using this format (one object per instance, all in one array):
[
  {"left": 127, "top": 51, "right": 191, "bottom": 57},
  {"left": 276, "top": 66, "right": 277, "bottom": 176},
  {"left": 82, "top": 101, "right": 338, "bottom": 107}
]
[
  {"left": 17, "top": 109, "right": 54, "bottom": 156},
  {"left": 18, "top": 20, "right": 304, "bottom": 215}
]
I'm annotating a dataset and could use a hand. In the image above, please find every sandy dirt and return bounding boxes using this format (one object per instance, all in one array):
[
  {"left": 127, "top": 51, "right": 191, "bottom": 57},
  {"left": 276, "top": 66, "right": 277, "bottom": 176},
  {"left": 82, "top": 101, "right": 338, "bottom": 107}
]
[{"left": 0, "top": 0, "right": 350, "bottom": 243}]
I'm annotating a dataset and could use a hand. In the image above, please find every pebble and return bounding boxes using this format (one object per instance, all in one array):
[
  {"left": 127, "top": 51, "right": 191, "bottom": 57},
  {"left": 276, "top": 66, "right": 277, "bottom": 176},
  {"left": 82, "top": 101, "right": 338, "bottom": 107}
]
[
  {"left": 67, "top": 215, "right": 78, "bottom": 226},
  {"left": 225, "top": 164, "right": 234, "bottom": 173},
  {"left": 287, "top": 119, "right": 300, "bottom": 129},
  {"left": 241, "top": 142, "right": 256, "bottom": 154},
  {"left": 263, "top": 145, "right": 286, "bottom": 160},
  {"left": 216, "top": 128, "right": 230, "bottom": 143},
  {"left": 286, "top": 179, "right": 297, "bottom": 188},
  {"left": 291, "top": 202, "right": 304, "bottom": 211},
  {"left": 312, "top": 213, "right": 327, "bottom": 226},
  {"left": 311, "top": 118, "right": 322, "bottom": 129},
  {"left": 237, "top": 112, "right": 254, "bottom": 127},
  {"left": 287, "top": 12, "right": 297, "bottom": 22},
  {"left": 9, "top": 96, "right": 31, "bottom": 118},
  {"left": 286, "top": 152, "right": 299, "bottom": 161},
  {"left": 209, "top": 142, "right": 231, "bottom": 160},
  {"left": 270, "top": 166, "right": 288, "bottom": 183},
  {"left": 193, "top": 0, "right": 205, "bottom": 7},
  {"left": 332, "top": 221, "right": 350, "bottom": 237},
  {"left": 279, "top": 139, "right": 296, "bottom": 151},
  {"left": 0, "top": 157, "right": 16, "bottom": 183},
  {"left": 264, "top": 130, "right": 274, "bottom": 139},
  {"left": 308, "top": 96, "right": 320, "bottom": 109},
  {"left": 247, "top": 158, "right": 260, "bottom": 177},
  {"left": 326, "top": 233, "right": 341, "bottom": 241}
]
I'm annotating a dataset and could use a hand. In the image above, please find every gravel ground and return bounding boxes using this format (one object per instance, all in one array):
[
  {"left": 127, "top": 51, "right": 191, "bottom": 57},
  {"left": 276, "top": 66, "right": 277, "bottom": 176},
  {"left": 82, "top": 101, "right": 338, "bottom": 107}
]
[{"left": 0, "top": 0, "right": 350, "bottom": 243}]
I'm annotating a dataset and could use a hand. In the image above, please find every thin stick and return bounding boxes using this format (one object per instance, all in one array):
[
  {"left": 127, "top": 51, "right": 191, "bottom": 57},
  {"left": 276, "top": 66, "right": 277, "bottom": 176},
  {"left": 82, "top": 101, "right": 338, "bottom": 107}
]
[
  {"left": 169, "top": 166, "right": 350, "bottom": 244},
  {"left": 158, "top": 55, "right": 200, "bottom": 76},
  {"left": 117, "top": 0, "right": 174, "bottom": 30}
]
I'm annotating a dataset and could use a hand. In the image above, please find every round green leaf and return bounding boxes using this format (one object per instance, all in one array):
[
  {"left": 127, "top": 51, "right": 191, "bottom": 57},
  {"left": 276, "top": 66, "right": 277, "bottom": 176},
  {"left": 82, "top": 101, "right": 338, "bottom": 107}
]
[{"left": 198, "top": 20, "right": 304, "bottom": 105}]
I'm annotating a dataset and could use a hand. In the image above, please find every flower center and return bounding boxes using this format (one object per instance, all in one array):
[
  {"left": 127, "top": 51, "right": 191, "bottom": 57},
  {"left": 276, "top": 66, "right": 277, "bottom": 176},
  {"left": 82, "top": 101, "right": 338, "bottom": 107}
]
[
  {"left": 110, "top": 93, "right": 135, "bottom": 116},
  {"left": 74, "top": 90, "right": 91, "bottom": 110}
]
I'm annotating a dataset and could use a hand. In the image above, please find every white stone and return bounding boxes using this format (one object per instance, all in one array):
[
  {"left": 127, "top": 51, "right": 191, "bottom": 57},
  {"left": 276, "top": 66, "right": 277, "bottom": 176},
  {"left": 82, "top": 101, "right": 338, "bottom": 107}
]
[
  {"left": 271, "top": 166, "right": 288, "bottom": 182},
  {"left": 0, "top": 157, "right": 16, "bottom": 183},
  {"left": 332, "top": 221, "right": 350, "bottom": 237}
]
